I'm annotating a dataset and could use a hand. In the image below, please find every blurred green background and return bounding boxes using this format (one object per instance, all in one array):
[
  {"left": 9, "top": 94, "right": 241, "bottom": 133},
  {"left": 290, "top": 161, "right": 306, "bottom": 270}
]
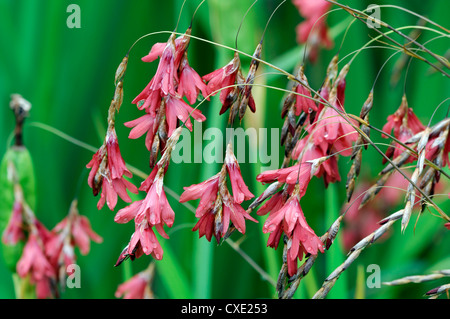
[{"left": 0, "top": 0, "right": 449, "bottom": 299}]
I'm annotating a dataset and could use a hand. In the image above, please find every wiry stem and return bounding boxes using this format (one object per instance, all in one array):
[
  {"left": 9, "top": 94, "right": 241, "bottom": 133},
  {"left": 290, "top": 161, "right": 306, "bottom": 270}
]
[
  {"left": 313, "top": 210, "right": 404, "bottom": 299},
  {"left": 326, "top": 0, "right": 450, "bottom": 77}
]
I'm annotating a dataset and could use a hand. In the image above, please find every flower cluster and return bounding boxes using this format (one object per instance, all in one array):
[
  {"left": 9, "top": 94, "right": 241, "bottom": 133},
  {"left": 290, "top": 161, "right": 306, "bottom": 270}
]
[
  {"left": 180, "top": 143, "right": 257, "bottom": 243},
  {"left": 202, "top": 42, "right": 262, "bottom": 124},
  {"left": 86, "top": 60, "right": 139, "bottom": 211},
  {"left": 86, "top": 128, "right": 138, "bottom": 211},
  {"left": 292, "top": 60, "right": 358, "bottom": 186},
  {"left": 114, "top": 128, "right": 182, "bottom": 265},
  {"left": 254, "top": 56, "right": 360, "bottom": 276},
  {"left": 3, "top": 181, "right": 101, "bottom": 299},
  {"left": 256, "top": 162, "right": 324, "bottom": 276},
  {"left": 127, "top": 28, "right": 207, "bottom": 167}
]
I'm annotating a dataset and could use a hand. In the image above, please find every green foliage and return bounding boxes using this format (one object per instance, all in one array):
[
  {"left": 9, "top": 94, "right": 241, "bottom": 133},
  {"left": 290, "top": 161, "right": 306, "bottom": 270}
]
[{"left": 0, "top": 146, "right": 36, "bottom": 273}]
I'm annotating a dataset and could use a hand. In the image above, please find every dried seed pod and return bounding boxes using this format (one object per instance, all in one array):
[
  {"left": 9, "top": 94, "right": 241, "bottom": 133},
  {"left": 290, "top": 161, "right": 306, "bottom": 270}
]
[
  {"left": 401, "top": 169, "right": 420, "bottom": 233},
  {"left": 380, "top": 150, "right": 412, "bottom": 175},
  {"left": 115, "top": 56, "right": 128, "bottom": 85},
  {"left": 425, "top": 283, "right": 450, "bottom": 298},
  {"left": 213, "top": 199, "right": 224, "bottom": 244},
  {"left": 281, "top": 92, "right": 296, "bottom": 119},
  {"left": 149, "top": 134, "right": 160, "bottom": 169},
  {"left": 325, "top": 215, "right": 343, "bottom": 250},
  {"left": 227, "top": 70, "right": 245, "bottom": 125},
  {"left": 378, "top": 210, "right": 404, "bottom": 225},
  {"left": 346, "top": 150, "right": 362, "bottom": 202},
  {"left": 420, "top": 179, "right": 435, "bottom": 213},
  {"left": 359, "top": 170, "right": 394, "bottom": 208},
  {"left": 248, "top": 181, "right": 281, "bottom": 210},
  {"left": 113, "top": 81, "right": 124, "bottom": 112},
  {"left": 417, "top": 127, "right": 431, "bottom": 174},
  {"left": 360, "top": 90, "right": 374, "bottom": 119},
  {"left": 238, "top": 42, "right": 262, "bottom": 121},
  {"left": 280, "top": 117, "right": 291, "bottom": 146}
]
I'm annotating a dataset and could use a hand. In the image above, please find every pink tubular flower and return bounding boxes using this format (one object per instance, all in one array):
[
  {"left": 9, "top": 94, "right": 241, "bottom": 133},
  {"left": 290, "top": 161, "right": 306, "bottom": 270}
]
[
  {"left": 127, "top": 222, "right": 166, "bottom": 262},
  {"left": 289, "top": 66, "right": 356, "bottom": 186},
  {"left": 54, "top": 209, "right": 102, "bottom": 256},
  {"left": 185, "top": 185, "right": 253, "bottom": 239},
  {"left": 287, "top": 221, "right": 324, "bottom": 276},
  {"left": 225, "top": 144, "right": 254, "bottom": 204},
  {"left": 148, "top": 35, "right": 178, "bottom": 97},
  {"left": 382, "top": 96, "right": 425, "bottom": 163},
  {"left": 312, "top": 104, "right": 358, "bottom": 157},
  {"left": 86, "top": 128, "right": 138, "bottom": 211},
  {"left": 165, "top": 94, "right": 206, "bottom": 137},
  {"left": 132, "top": 222, "right": 166, "bottom": 259},
  {"left": 17, "top": 234, "right": 56, "bottom": 284},
  {"left": 257, "top": 162, "right": 313, "bottom": 196},
  {"left": 132, "top": 29, "right": 197, "bottom": 115},
  {"left": 382, "top": 95, "right": 425, "bottom": 139},
  {"left": 115, "top": 165, "right": 174, "bottom": 229},
  {"left": 179, "top": 173, "right": 220, "bottom": 217},
  {"left": 124, "top": 113, "right": 157, "bottom": 151},
  {"left": 293, "top": 0, "right": 333, "bottom": 62},
  {"left": 261, "top": 190, "right": 324, "bottom": 276},
  {"left": 114, "top": 220, "right": 167, "bottom": 266},
  {"left": 178, "top": 53, "right": 209, "bottom": 104},
  {"left": 222, "top": 193, "right": 257, "bottom": 235},
  {"left": 114, "top": 164, "right": 173, "bottom": 265},
  {"left": 445, "top": 223, "right": 450, "bottom": 230},
  {"left": 2, "top": 201, "right": 25, "bottom": 245},
  {"left": 292, "top": 139, "right": 341, "bottom": 186},
  {"left": 186, "top": 190, "right": 256, "bottom": 243},
  {"left": 294, "top": 81, "right": 317, "bottom": 116},
  {"left": 202, "top": 52, "right": 241, "bottom": 112},
  {"left": 127, "top": 94, "right": 206, "bottom": 155},
  {"left": 180, "top": 153, "right": 257, "bottom": 243},
  {"left": 115, "top": 273, "right": 151, "bottom": 299}
]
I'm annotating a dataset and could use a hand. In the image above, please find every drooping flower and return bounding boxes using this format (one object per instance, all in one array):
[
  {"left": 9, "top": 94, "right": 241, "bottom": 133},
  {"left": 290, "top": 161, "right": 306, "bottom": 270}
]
[
  {"left": 184, "top": 186, "right": 256, "bottom": 243},
  {"left": 124, "top": 113, "right": 157, "bottom": 151},
  {"left": 179, "top": 173, "right": 220, "bottom": 217},
  {"left": 115, "top": 274, "right": 148, "bottom": 299},
  {"left": 293, "top": 66, "right": 318, "bottom": 116},
  {"left": 115, "top": 164, "right": 174, "bottom": 229},
  {"left": 17, "top": 233, "right": 56, "bottom": 286},
  {"left": 202, "top": 52, "right": 241, "bottom": 114},
  {"left": 260, "top": 187, "right": 324, "bottom": 276},
  {"left": 132, "top": 28, "right": 202, "bottom": 114},
  {"left": 177, "top": 52, "right": 209, "bottom": 105},
  {"left": 382, "top": 95, "right": 425, "bottom": 139},
  {"left": 115, "top": 264, "right": 155, "bottom": 299},
  {"left": 165, "top": 94, "right": 206, "bottom": 136},
  {"left": 292, "top": 0, "right": 333, "bottom": 62},
  {"left": 256, "top": 162, "right": 313, "bottom": 196},
  {"left": 180, "top": 145, "right": 257, "bottom": 243},
  {"left": 2, "top": 201, "right": 25, "bottom": 245},
  {"left": 225, "top": 144, "right": 254, "bottom": 204},
  {"left": 50, "top": 200, "right": 103, "bottom": 256},
  {"left": 382, "top": 95, "right": 425, "bottom": 164},
  {"left": 290, "top": 64, "right": 356, "bottom": 186},
  {"left": 86, "top": 128, "right": 139, "bottom": 211},
  {"left": 292, "top": 138, "right": 341, "bottom": 185},
  {"left": 312, "top": 104, "right": 358, "bottom": 157}
]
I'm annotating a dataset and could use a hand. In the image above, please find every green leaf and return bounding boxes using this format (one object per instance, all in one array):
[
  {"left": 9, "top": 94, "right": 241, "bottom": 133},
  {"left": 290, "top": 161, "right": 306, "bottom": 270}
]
[{"left": 0, "top": 146, "right": 36, "bottom": 273}]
